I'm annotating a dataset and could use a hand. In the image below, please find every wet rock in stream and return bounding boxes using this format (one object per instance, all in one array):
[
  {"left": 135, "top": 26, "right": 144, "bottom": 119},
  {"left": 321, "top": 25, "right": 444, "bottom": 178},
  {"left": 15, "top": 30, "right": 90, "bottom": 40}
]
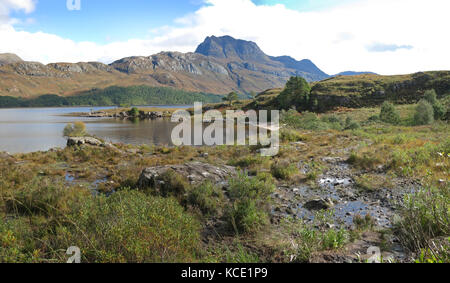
[{"left": 272, "top": 159, "right": 419, "bottom": 229}]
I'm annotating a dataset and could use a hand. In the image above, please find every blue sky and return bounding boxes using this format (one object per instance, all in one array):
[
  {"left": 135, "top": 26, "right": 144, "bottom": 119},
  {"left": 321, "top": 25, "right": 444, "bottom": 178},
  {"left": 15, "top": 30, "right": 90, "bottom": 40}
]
[
  {"left": 11, "top": 0, "right": 205, "bottom": 43},
  {"left": 10, "top": 0, "right": 355, "bottom": 44}
]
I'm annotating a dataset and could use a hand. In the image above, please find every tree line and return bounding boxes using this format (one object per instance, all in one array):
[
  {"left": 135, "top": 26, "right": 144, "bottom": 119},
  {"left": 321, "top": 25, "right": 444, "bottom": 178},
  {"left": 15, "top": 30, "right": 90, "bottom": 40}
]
[{"left": 0, "top": 85, "right": 223, "bottom": 108}]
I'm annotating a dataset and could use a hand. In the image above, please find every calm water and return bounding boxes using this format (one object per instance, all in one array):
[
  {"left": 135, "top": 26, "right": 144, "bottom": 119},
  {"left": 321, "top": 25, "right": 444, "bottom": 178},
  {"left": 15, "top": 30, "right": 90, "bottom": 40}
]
[{"left": 0, "top": 106, "right": 191, "bottom": 153}]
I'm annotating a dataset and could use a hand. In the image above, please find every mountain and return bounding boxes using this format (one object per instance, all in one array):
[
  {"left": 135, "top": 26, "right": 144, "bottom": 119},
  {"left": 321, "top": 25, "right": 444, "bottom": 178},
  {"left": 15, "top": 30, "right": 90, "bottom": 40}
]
[
  {"left": 0, "top": 36, "right": 329, "bottom": 98},
  {"left": 195, "top": 36, "right": 329, "bottom": 81},
  {"left": 334, "top": 71, "right": 378, "bottom": 76},
  {"left": 0, "top": 53, "right": 23, "bottom": 66},
  {"left": 195, "top": 35, "right": 270, "bottom": 62}
]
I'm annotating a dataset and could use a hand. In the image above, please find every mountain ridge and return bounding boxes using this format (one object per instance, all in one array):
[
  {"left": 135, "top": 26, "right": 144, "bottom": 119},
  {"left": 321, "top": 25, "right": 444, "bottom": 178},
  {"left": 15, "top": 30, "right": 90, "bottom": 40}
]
[{"left": 0, "top": 35, "right": 329, "bottom": 98}]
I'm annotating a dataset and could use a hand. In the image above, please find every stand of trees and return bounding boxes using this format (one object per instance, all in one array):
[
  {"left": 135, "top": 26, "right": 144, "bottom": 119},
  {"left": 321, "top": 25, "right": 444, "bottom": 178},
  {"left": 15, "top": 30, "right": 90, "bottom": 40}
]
[{"left": 0, "top": 85, "right": 223, "bottom": 108}]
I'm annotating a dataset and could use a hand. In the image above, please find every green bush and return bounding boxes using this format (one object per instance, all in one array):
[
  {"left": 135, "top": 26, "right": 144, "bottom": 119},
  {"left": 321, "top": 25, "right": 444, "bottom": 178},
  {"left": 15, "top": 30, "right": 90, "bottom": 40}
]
[
  {"left": 58, "top": 190, "right": 201, "bottom": 263},
  {"left": 424, "top": 89, "right": 445, "bottom": 120},
  {"left": 229, "top": 156, "right": 267, "bottom": 168},
  {"left": 227, "top": 173, "right": 275, "bottom": 234},
  {"left": 152, "top": 169, "right": 191, "bottom": 200},
  {"left": 280, "top": 129, "right": 306, "bottom": 143},
  {"left": 321, "top": 114, "right": 344, "bottom": 130},
  {"left": 63, "top": 121, "right": 87, "bottom": 137},
  {"left": 228, "top": 199, "right": 269, "bottom": 235},
  {"left": 128, "top": 107, "right": 140, "bottom": 117},
  {"left": 344, "top": 116, "right": 361, "bottom": 130},
  {"left": 413, "top": 100, "right": 434, "bottom": 125},
  {"left": 432, "top": 102, "right": 446, "bottom": 120},
  {"left": 424, "top": 89, "right": 438, "bottom": 105},
  {"left": 271, "top": 161, "right": 298, "bottom": 180},
  {"left": 380, "top": 101, "right": 400, "bottom": 125},
  {"left": 395, "top": 185, "right": 449, "bottom": 262},
  {"left": 187, "top": 181, "right": 224, "bottom": 215},
  {"left": 3, "top": 178, "right": 80, "bottom": 216}
]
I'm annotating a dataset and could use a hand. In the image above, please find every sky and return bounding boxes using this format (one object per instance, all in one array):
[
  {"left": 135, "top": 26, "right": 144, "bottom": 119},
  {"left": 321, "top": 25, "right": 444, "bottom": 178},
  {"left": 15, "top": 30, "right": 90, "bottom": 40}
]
[{"left": 0, "top": 0, "right": 449, "bottom": 75}]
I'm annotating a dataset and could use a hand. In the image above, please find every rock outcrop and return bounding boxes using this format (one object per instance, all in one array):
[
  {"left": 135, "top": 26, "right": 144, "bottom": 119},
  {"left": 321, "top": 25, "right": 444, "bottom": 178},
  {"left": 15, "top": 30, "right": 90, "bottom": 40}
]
[
  {"left": 138, "top": 162, "right": 237, "bottom": 188},
  {"left": 67, "top": 137, "right": 103, "bottom": 147}
]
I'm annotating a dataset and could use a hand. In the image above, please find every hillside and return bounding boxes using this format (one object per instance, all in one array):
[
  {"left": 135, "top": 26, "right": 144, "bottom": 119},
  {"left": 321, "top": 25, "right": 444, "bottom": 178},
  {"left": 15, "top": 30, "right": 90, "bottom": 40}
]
[
  {"left": 244, "top": 71, "right": 450, "bottom": 112},
  {"left": 0, "top": 36, "right": 329, "bottom": 99}
]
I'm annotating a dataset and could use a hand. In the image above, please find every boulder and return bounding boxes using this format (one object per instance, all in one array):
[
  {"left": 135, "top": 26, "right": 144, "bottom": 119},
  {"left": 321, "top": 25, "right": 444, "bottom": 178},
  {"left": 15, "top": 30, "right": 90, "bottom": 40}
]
[
  {"left": 149, "top": 111, "right": 164, "bottom": 119},
  {"left": 0, "top": 151, "right": 13, "bottom": 160},
  {"left": 67, "top": 137, "right": 103, "bottom": 147},
  {"left": 304, "top": 198, "right": 334, "bottom": 211},
  {"left": 138, "top": 162, "right": 236, "bottom": 189}
]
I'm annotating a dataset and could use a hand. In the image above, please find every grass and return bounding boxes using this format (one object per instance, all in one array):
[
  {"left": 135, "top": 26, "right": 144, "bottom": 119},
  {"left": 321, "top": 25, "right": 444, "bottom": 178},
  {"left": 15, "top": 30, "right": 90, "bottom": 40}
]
[
  {"left": 281, "top": 215, "right": 349, "bottom": 263},
  {"left": 354, "top": 174, "right": 393, "bottom": 192}
]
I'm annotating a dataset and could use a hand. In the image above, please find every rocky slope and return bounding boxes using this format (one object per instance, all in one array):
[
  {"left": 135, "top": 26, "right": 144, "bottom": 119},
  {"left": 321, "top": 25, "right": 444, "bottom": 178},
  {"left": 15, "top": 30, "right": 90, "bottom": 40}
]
[
  {"left": 0, "top": 53, "right": 23, "bottom": 66},
  {"left": 0, "top": 36, "right": 329, "bottom": 98}
]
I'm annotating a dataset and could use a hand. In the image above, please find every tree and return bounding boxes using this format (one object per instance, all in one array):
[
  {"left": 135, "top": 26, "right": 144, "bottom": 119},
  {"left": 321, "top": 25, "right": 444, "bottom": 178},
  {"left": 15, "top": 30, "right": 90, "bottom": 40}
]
[
  {"left": 223, "top": 92, "right": 239, "bottom": 106},
  {"left": 128, "top": 107, "right": 140, "bottom": 117},
  {"left": 424, "top": 89, "right": 445, "bottom": 120},
  {"left": 63, "top": 121, "right": 87, "bottom": 137},
  {"left": 413, "top": 100, "right": 434, "bottom": 125},
  {"left": 277, "top": 76, "right": 311, "bottom": 110},
  {"left": 380, "top": 101, "right": 401, "bottom": 125}
]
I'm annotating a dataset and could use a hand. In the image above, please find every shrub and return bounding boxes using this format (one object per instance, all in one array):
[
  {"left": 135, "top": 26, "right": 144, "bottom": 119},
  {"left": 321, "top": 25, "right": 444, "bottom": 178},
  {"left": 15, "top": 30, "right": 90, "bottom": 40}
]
[
  {"left": 424, "top": 89, "right": 445, "bottom": 120},
  {"left": 154, "top": 169, "right": 190, "bottom": 200},
  {"left": 229, "top": 156, "right": 266, "bottom": 168},
  {"left": 413, "top": 100, "right": 434, "bottom": 125},
  {"left": 280, "top": 129, "right": 306, "bottom": 143},
  {"left": 227, "top": 173, "right": 275, "bottom": 234},
  {"left": 271, "top": 161, "right": 298, "bottom": 180},
  {"left": 128, "top": 107, "right": 140, "bottom": 117},
  {"left": 63, "top": 121, "right": 87, "bottom": 137},
  {"left": 424, "top": 89, "right": 438, "bottom": 105},
  {"left": 3, "top": 178, "right": 83, "bottom": 216},
  {"left": 344, "top": 116, "right": 360, "bottom": 130},
  {"left": 58, "top": 190, "right": 201, "bottom": 263},
  {"left": 432, "top": 102, "right": 446, "bottom": 120},
  {"left": 321, "top": 228, "right": 348, "bottom": 250},
  {"left": 379, "top": 101, "right": 400, "bottom": 125},
  {"left": 228, "top": 199, "right": 269, "bottom": 235},
  {"left": 187, "top": 181, "right": 224, "bottom": 215},
  {"left": 321, "top": 114, "right": 344, "bottom": 130},
  {"left": 395, "top": 186, "right": 449, "bottom": 262}
]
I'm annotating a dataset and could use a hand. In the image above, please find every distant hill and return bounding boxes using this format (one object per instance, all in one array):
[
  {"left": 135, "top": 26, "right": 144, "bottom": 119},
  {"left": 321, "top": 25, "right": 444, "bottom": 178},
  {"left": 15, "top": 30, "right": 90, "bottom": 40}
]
[
  {"left": 0, "top": 36, "right": 329, "bottom": 99},
  {"left": 334, "top": 71, "right": 378, "bottom": 76},
  {"left": 251, "top": 71, "right": 450, "bottom": 112}
]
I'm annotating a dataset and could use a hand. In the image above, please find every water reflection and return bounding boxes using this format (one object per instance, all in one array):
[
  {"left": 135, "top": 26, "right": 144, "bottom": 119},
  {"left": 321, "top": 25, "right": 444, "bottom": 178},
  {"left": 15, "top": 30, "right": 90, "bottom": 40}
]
[{"left": 0, "top": 106, "right": 190, "bottom": 153}]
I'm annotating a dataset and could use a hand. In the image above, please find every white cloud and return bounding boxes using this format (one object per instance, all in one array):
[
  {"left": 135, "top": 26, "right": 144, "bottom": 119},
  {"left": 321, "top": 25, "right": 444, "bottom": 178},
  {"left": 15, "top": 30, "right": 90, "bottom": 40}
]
[
  {"left": 0, "top": 0, "right": 449, "bottom": 75},
  {"left": 0, "top": 0, "right": 35, "bottom": 23}
]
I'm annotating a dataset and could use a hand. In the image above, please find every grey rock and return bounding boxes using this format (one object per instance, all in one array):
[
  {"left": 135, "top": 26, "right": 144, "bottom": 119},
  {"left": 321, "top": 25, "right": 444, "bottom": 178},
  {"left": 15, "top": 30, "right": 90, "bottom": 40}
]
[
  {"left": 67, "top": 137, "right": 103, "bottom": 147},
  {"left": 138, "top": 162, "right": 237, "bottom": 189},
  {"left": 304, "top": 198, "right": 334, "bottom": 211}
]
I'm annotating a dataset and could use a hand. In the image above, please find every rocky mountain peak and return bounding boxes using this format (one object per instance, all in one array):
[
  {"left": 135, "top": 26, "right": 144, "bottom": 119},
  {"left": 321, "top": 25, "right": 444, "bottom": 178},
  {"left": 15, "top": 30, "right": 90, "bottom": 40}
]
[{"left": 195, "top": 35, "right": 270, "bottom": 62}]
